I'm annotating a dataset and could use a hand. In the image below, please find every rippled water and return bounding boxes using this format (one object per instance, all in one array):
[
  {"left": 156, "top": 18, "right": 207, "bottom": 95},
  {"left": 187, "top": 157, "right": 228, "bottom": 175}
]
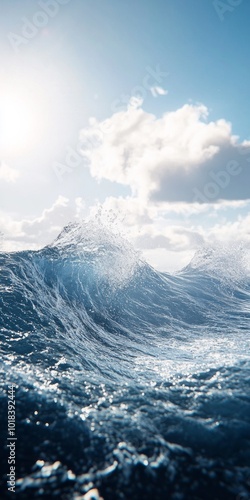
[{"left": 0, "top": 221, "right": 250, "bottom": 499}]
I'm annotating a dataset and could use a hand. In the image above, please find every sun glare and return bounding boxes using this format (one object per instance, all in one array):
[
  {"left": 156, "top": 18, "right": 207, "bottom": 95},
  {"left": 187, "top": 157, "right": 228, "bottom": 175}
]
[{"left": 0, "top": 91, "right": 37, "bottom": 154}]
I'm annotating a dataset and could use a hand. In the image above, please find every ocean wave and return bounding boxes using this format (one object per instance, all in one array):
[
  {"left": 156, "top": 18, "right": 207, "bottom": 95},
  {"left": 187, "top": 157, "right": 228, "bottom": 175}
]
[{"left": 0, "top": 221, "right": 250, "bottom": 499}]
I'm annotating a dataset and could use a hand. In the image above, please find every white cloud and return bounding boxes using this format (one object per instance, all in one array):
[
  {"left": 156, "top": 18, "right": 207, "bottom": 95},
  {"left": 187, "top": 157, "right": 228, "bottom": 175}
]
[
  {"left": 0, "top": 162, "right": 20, "bottom": 182},
  {"left": 1, "top": 190, "right": 250, "bottom": 272},
  {"left": 1, "top": 98, "right": 250, "bottom": 273},
  {"left": 133, "top": 212, "right": 250, "bottom": 271},
  {"left": 95, "top": 194, "right": 250, "bottom": 271},
  {"left": 150, "top": 86, "right": 168, "bottom": 97},
  {"left": 0, "top": 196, "right": 85, "bottom": 251},
  {"left": 79, "top": 101, "right": 250, "bottom": 204}
]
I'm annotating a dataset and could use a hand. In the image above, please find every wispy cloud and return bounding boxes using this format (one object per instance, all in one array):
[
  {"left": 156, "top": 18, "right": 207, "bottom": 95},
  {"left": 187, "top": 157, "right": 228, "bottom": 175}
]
[{"left": 150, "top": 86, "right": 168, "bottom": 97}]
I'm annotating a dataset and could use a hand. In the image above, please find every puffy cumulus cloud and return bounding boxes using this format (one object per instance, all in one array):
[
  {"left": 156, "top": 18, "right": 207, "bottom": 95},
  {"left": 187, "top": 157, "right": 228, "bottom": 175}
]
[
  {"left": 132, "top": 212, "right": 250, "bottom": 272},
  {"left": 99, "top": 195, "right": 154, "bottom": 227},
  {"left": 0, "top": 162, "right": 20, "bottom": 182},
  {"left": 135, "top": 227, "right": 204, "bottom": 251},
  {"left": 1, "top": 189, "right": 250, "bottom": 272},
  {"left": 97, "top": 194, "right": 204, "bottom": 261},
  {"left": 96, "top": 194, "right": 250, "bottom": 271},
  {"left": 79, "top": 101, "right": 250, "bottom": 204},
  {"left": 0, "top": 196, "right": 85, "bottom": 251},
  {"left": 207, "top": 213, "right": 250, "bottom": 247}
]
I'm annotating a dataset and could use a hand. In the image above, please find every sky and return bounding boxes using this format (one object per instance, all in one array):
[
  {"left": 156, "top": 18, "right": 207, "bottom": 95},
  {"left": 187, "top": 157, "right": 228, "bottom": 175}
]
[{"left": 0, "top": 0, "right": 250, "bottom": 271}]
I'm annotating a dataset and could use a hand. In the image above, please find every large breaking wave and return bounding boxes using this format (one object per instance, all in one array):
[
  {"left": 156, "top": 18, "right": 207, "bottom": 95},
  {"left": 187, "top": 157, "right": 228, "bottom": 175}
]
[{"left": 0, "top": 221, "right": 250, "bottom": 499}]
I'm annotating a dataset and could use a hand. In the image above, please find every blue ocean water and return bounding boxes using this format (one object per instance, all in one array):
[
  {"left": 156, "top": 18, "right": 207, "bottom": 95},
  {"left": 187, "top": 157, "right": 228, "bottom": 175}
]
[{"left": 0, "top": 221, "right": 250, "bottom": 499}]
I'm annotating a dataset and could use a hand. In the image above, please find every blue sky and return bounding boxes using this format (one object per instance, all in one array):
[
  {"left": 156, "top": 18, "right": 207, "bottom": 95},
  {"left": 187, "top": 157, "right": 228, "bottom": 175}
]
[{"left": 0, "top": 0, "right": 250, "bottom": 270}]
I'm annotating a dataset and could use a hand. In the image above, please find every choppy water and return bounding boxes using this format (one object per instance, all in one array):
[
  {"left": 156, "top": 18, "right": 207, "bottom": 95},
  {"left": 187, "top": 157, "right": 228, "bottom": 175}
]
[{"left": 0, "top": 221, "right": 250, "bottom": 499}]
